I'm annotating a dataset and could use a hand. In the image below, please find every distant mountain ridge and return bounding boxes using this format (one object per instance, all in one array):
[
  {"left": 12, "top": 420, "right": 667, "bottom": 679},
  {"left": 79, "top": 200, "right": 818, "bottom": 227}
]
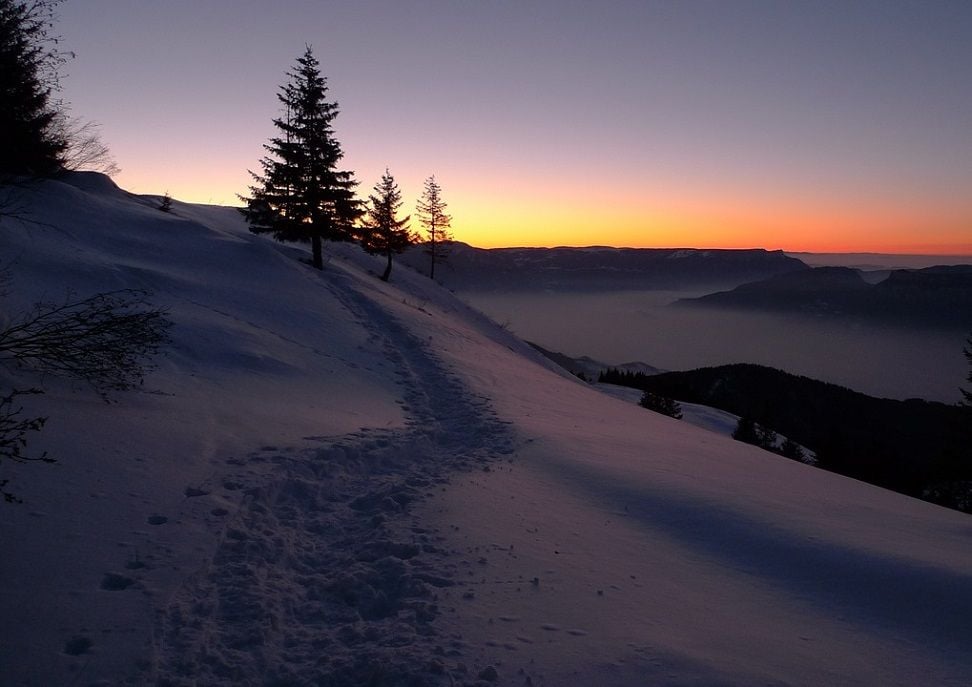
[
  {"left": 676, "top": 264, "right": 972, "bottom": 329},
  {"left": 526, "top": 342, "right": 663, "bottom": 379},
  {"left": 788, "top": 251, "right": 972, "bottom": 271},
  {"left": 401, "top": 242, "right": 808, "bottom": 291}
]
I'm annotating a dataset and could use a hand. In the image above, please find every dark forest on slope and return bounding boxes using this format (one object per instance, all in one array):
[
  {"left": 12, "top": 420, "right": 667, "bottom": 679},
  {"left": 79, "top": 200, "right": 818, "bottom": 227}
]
[{"left": 601, "top": 364, "right": 972, "bottom": 512}]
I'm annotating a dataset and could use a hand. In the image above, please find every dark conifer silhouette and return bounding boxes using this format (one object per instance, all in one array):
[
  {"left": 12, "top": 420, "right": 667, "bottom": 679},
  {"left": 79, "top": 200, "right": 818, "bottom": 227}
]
[
  {"left": 0, "top": 0, "right": 68, "bottom": 178},
  {"left": 598, "top": 367, "right": 655, "bottom": 389},
  {"left": 732, "top": 416, "right": 776, "bottom": 448},
  {"left": 639, "top": 390, "right": 682, "bottom": 419},
  {"left": 758, "top": 425, "right": 778, "bottom": 450},
  {"left": 359, "top": 169, "right": 414, "bottom": 281},
  {"left": 241, "top": 46, "right": 361, "bottom": 270},
  {"left": 732, "top": 416, "right": 758, "bottom": 444},
  {"left": 416, "top": 175, "right": 452, "bottom": 280},
  {"left": 779, "top": 437, "right": 805, "bottom": 462}
]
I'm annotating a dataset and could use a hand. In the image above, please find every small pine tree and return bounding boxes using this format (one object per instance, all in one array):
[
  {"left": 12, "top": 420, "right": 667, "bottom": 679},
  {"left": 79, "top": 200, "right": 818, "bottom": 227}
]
[
  {"left": 733, "top": 416, "right": 781, "bottom": 451},
  {"left": 0, "top": 0, "right": 68, "bottom": 178},
  {"left": 241, "top": 46, "right": 361, "bottom": 270},
  {"left": 159, "top": 191, "right": 172, "bottom": 213},
  {"left": 639, "top": 391, "right": 682, "bottom": 419},
  {"left": 416, "top": 175, "right": 452, "bottom": 280},
  {"left": 757, "top": 425, "right": 778, "bottom": 451},
  {"left": 779, "top": 437, "right": 805, "bottom": 462},
  {"left": 358, "top": 169, "right": 413, "bottom": 281},
  {"left": 732, "top": 416, "right": 760, "bottom": 445}
]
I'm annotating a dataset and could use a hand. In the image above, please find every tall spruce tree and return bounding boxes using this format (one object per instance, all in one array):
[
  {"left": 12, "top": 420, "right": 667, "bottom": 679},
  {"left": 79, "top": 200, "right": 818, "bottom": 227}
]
[
  {"left": 242, "top": 46, "right": 360, "bottom": 270},
  {"left": 359, "top": 168, "right": 413, "bottom": 282},
  {"left": 415, "top": 175, "right": 452, "bottom": 280},
  {"left": 0, "top": 0, "right": 68, "bottom": 178}
]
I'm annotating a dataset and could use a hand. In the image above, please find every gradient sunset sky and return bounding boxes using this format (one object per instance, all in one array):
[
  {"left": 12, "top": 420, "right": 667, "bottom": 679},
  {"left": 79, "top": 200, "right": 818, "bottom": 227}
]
[{"left": 57, "top": 0, "right": 971, "bottom": 253}]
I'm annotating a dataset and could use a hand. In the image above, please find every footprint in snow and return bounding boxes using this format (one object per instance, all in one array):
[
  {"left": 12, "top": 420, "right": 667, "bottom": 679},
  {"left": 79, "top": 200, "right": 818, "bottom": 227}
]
[
  {"left": 63, "top": 636, "right": 92, "bottom": 656},
  {"left": 100, "top": 572, "right": 135, "bottom": 591}
]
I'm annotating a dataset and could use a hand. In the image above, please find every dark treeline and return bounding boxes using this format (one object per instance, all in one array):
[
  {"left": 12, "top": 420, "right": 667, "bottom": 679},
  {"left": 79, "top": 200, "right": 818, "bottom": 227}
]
[
  {"left": 597, "top": 369, "right": 683, "bottom": 419},
  {"left": 634, "top": 363, "right": 971, "bottom": 512},
  {"left": 598, "top": 368, "right": 657, "bottom": 389}
]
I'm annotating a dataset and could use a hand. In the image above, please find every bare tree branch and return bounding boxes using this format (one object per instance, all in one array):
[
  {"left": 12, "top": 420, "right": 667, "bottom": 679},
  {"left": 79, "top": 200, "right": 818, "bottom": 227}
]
[
  {"left": 0, "top": 388, "right": 52, "bottom": 504},
  {"left": 52, "top": 114, "right": 120, "bottom": 176},
  {"left": 0, "top": 289, "right": 172, "bottom": 399}
]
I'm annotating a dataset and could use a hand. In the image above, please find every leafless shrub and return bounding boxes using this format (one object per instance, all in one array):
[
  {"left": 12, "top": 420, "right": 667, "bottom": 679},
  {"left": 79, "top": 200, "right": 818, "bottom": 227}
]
[
  {"left": 0, "top": 388, "right": 52, "bottom": 503},
  {"left": 0, "top": 289, "right": 172, "bottom": 400},
  {"left": 52, "top": 114, "right": 120, "bottom": 176},
  {"left": 0, "top": 287, "right": 171, "bottom": 502}
]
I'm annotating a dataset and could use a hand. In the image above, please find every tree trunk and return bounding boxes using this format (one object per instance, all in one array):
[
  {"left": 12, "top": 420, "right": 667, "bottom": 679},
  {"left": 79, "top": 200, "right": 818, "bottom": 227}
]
[
  {"left": 312, "top": 235, "right": 323, "bottom": 270},
  {"left": 430, "top": 232, "right": 436, "bottom": 281},
  {"left": 381, "top": 251, "right": 392, "bottom": 282}
]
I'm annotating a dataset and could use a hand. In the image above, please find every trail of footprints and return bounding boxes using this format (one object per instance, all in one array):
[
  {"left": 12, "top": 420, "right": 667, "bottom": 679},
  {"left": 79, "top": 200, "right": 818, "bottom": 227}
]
[{"left": 147, "top": 282, "right": 531, "bottom": 686}]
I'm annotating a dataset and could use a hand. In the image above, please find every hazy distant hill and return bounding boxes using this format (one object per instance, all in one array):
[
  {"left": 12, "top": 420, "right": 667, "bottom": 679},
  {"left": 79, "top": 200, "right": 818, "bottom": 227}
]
[
  {"left": 788, "top": 251, "right": 972, "bottom": 271},
  {"left": 401, "top": 242, "right": 808, "bottom": 291},
  {"left": 676, "top": 264, "right": 972, "bottom": 329},
  {"left": 872, "top": 266, "right": 972, "bottom": 326}
]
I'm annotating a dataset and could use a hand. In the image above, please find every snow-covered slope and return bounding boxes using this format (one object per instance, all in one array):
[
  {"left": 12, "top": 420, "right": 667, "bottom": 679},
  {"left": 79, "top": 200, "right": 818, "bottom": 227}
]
[{"left": 1, "top": 175, "right": 970, "bottom": 686}]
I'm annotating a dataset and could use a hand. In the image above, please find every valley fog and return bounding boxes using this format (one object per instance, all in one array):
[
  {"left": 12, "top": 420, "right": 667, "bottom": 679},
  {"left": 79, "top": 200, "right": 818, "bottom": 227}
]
[{"left": 461, "top": 289, "right": 967, "bottom": 403}]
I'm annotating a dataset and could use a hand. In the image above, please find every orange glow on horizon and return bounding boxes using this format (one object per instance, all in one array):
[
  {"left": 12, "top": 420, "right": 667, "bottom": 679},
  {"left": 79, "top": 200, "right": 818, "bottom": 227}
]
[
  {"left": 112, "top": 168, "right": 972, "bottom": 257},
  {"left": 450, "top": 186, "right": 972, "bottom": 256}
]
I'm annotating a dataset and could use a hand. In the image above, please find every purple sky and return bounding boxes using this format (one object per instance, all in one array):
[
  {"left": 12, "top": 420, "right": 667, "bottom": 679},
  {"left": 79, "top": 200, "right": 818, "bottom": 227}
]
[{"left": 56, "top": 0, "right": 972, "bottom": 252}]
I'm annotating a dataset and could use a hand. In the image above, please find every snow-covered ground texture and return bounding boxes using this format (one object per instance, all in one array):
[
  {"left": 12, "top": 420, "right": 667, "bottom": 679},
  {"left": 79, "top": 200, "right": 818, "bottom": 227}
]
[{"left": 1, "top": 174, "right": 970, "bottom": 686}]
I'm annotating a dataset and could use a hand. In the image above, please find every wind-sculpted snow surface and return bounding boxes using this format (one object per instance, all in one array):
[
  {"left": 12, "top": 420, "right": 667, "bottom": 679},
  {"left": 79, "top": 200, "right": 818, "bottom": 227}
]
[{"left": 155, "top": 270, "right": 516, "bottom": 686}]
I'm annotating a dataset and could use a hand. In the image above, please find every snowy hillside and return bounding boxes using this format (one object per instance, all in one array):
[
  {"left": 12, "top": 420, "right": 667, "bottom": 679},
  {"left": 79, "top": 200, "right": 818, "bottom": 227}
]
[{"left": 1, "top": 174, "right": 970, "bottom": 686}]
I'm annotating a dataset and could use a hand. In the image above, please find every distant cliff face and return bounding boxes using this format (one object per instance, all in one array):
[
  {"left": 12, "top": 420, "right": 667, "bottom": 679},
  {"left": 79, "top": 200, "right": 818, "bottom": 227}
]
[
  {"left": 400, "top": 242, "right": 808, "bottom": 291},
  {"left": 676, "top": 265, "right": 972, "bottom": 329}
]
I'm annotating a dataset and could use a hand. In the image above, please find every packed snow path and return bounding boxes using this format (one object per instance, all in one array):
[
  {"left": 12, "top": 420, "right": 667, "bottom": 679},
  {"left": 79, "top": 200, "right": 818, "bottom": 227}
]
[{"left": 154, "top": 267, "right": 516, "bottom": 686}]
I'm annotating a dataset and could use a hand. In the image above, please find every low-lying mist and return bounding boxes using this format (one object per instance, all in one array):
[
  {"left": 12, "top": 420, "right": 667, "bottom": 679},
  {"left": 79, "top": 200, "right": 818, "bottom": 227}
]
[{"left": 461, "top": 289, "right": 968, "bottom": 403}]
